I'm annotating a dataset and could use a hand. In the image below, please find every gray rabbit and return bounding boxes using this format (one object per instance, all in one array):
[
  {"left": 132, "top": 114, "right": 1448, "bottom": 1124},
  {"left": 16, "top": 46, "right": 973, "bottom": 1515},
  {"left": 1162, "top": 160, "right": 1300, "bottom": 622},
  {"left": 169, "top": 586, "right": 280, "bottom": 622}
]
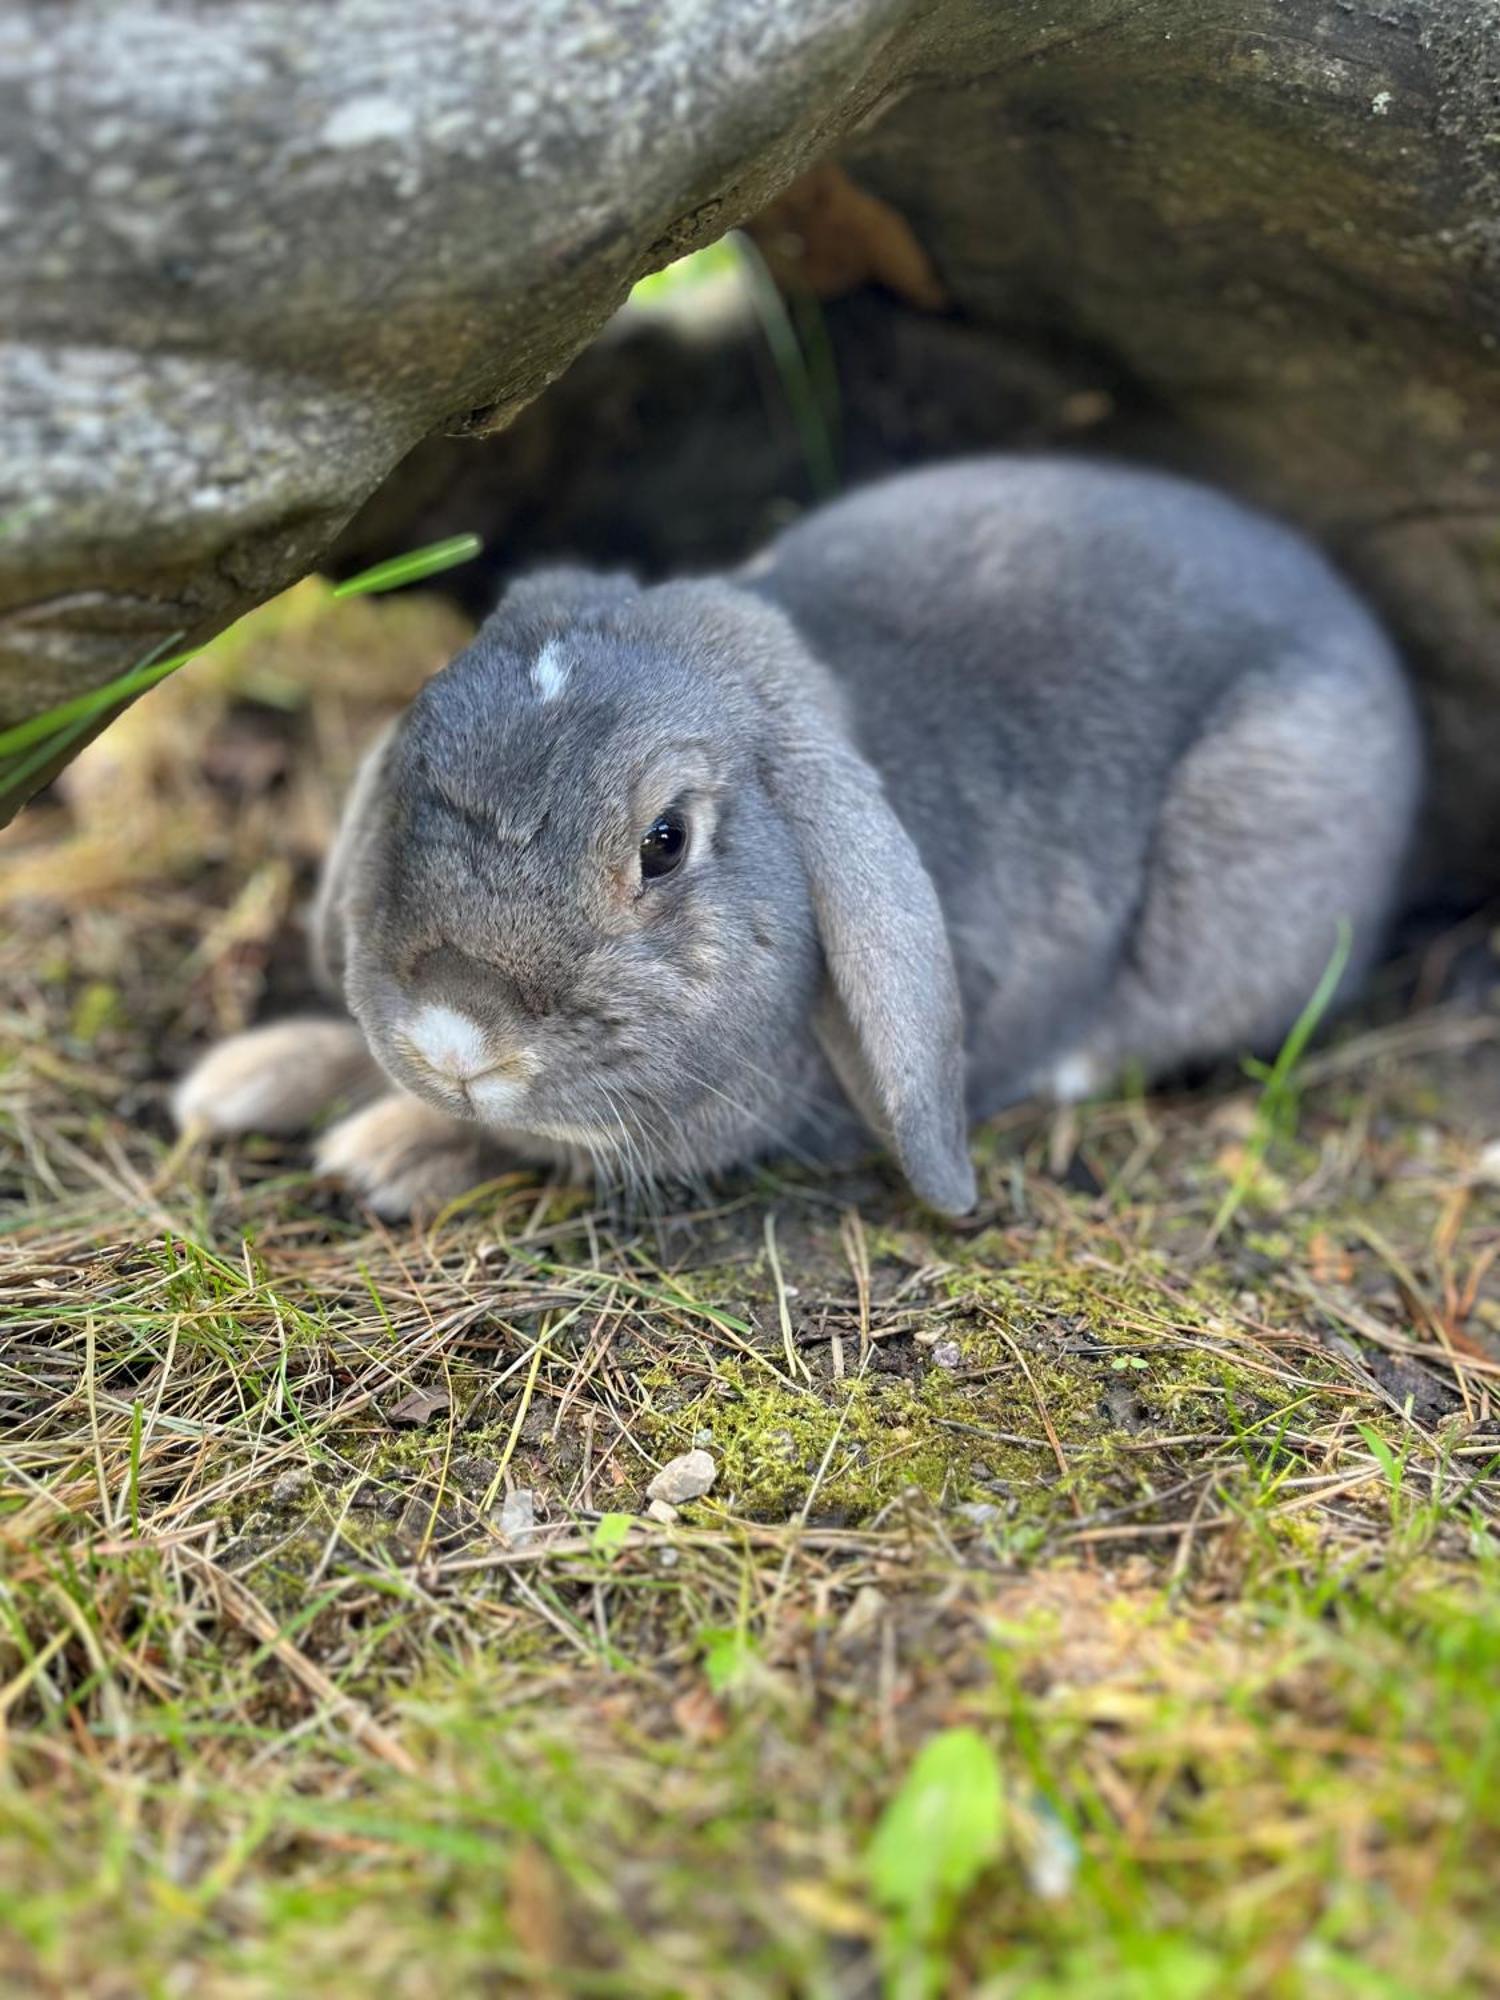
[{"left": 174, "top": 456, "right": 1421, "bottom": 1218}]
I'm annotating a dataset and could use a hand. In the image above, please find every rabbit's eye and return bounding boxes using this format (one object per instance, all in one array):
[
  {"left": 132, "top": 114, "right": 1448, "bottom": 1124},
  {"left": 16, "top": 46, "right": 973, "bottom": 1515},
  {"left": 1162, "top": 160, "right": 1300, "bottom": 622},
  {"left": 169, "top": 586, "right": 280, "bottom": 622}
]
[{"left": 639, "top": 809, "right": 689, "bottom": 881}]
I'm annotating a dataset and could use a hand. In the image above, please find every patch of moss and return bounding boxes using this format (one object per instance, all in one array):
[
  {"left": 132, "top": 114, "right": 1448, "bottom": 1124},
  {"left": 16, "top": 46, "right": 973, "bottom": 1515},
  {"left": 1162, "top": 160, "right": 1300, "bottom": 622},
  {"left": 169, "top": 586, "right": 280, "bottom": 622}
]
[
  {"left": 943, "top": 1239, "right": 1350, "bottom": 1440},
  {"left": 627, "top": 1213, "right": 1356, "bottom": 1528},
  {"left": 635, "top": 1302, "right": 1146, "bottom": 1528},
  {"left": 640, "top": 1359, "right": 1022, "bottom": 1520}
]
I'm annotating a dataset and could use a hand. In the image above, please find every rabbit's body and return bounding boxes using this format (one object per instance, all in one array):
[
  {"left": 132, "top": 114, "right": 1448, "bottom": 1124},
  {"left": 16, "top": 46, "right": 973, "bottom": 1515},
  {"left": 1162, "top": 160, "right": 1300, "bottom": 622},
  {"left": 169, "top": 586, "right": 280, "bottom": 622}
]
[
  {"left": 175, "top": 457, "right": 1421, "bottom": 1217},
  {"left": 752, "top": 459, "right": 1419, "bottom": 1121}
]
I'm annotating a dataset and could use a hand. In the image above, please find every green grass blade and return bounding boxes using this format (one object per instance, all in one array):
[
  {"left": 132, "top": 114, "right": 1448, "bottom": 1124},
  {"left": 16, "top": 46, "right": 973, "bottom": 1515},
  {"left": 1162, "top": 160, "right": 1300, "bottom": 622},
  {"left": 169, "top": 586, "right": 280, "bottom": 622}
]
[
  {"left": 1206, "top": 917, "right": 1354, "bottom": 1245},
  {"left": 0, "top": 634, "right": 191, "bottom": 763},
  {"left": 0, "top": 533, "right": 480, "bottom": 811},
  {"left": 331, "top": 534, "right": 483, "bottom": 599},
  {"left": 1256, "top": 915, "right": 1355, "bottom": 1134},
  {"left": 730, "top": 232, "right": 841, "bottom": 498}
]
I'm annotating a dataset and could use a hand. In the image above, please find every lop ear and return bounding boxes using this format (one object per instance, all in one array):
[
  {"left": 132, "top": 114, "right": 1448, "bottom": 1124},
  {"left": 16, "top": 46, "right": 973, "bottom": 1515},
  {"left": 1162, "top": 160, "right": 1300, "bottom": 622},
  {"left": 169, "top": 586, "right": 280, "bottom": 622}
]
[{"left": 770, "top": 728, "right": 976, "bottom": 1216}]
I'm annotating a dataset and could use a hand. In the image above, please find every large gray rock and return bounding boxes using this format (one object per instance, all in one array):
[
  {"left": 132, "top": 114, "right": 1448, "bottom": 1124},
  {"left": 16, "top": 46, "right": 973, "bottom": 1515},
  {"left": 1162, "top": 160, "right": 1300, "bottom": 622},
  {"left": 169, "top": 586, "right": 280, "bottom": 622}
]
[
  {"left": 4, "top": 1, "right": 1500, "bottom": 889},
  {"left": 841, "top": 1, "right": 1500, "bottom": 895},
  {"left": 0, "top": 0, "right": 920, "bottom": 771}
]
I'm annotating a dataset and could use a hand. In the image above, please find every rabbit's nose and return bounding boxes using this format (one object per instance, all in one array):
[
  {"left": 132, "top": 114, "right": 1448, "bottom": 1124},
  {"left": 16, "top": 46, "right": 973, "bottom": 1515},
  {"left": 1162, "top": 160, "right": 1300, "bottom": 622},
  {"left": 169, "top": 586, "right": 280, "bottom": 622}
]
[{"left": 402, "top": 1003, "right": 527, "bottom": 1086}]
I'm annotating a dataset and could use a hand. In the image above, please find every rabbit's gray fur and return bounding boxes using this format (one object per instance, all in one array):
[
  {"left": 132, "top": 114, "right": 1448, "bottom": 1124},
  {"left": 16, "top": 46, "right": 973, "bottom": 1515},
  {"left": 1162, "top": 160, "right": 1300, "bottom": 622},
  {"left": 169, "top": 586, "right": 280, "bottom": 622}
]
[{"left": 175, "top": 456, "right": 1421, "bottom": 1218}]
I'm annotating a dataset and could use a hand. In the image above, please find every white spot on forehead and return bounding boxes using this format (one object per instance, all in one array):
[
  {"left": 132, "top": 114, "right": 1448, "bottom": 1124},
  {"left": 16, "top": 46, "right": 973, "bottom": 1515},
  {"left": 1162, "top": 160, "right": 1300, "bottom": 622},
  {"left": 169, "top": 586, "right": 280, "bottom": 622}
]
[
  {"left": 405, "top": 1003, "right": 491, "bottom": 1082},
  {"left": 531, "top": 641, "right": 569, "bottom": 703}
]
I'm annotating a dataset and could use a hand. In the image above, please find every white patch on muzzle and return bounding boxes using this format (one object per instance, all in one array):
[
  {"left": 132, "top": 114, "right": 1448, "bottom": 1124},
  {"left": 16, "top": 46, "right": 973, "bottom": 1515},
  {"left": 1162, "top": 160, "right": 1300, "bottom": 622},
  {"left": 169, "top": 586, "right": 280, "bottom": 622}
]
[{"left": 406, "top": 1003, "right": 492, "bottom": 1082}]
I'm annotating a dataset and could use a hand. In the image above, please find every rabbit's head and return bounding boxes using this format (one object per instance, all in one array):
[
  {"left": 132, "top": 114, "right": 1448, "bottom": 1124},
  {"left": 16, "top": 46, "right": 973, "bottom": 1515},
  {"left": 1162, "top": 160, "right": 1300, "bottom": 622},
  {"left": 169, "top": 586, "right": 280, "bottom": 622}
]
[{"left": 316, "top": 568, "right": 975, "bottom": 1213}]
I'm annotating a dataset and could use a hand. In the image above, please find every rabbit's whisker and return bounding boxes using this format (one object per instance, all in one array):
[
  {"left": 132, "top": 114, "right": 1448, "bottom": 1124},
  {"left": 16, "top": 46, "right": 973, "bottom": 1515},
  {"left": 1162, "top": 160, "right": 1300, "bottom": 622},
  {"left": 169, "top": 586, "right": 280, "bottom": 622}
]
[
  {"left": 665, "top": 1056, "right": 833, "bottom": 1172},
  {"left": 594, "top": 1078, "right": 654, "bottom": 1214}
]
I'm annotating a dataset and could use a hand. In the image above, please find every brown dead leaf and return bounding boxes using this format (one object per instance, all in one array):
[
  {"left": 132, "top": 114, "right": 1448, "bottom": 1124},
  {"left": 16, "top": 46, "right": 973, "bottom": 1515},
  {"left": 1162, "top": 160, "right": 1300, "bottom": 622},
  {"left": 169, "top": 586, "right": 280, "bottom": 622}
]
[
  {"left": 749, "top": 163, "right": 947, "bottom": 309},
  {"left": 507, "top": 1841, "right": 565, "bottom": 1997},
  {"left": 386, "top": 1386, "right": 451, "bottom": 1427},
  {"left": 782, "top": 1878, "right": 878, "bottom": 1938},
  {"left": 672, "top": 1684, "right": 728, "bottom": 1745},
  {"left": 1308, "top": 1231, "right": 1354, "bottom": 1285}
]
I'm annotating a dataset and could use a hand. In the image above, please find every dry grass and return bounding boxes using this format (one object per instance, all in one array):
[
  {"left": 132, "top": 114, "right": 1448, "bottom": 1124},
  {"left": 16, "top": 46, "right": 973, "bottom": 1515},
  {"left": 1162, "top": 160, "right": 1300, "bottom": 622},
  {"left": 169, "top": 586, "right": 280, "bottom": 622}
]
[{"left": 4, "top": 583, "right": 1500, "bottom": 1996}]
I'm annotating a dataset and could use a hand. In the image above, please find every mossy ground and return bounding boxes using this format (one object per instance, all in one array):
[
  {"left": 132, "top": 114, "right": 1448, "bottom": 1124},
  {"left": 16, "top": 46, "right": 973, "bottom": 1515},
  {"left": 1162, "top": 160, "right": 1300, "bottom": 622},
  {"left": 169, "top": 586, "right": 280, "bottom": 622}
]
[{"left": 4, "top": 585, "right": 1500, "bottom": 1996}]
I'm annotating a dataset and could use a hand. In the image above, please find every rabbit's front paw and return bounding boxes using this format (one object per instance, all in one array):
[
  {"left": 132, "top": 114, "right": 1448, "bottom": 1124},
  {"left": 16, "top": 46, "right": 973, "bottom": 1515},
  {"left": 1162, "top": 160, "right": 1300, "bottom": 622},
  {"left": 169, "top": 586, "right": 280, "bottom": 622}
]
[
  {"left": 173, "top": 1017, "right": 382, "bottom": 1137},
  {"left": 314, "top": 1092, "right": 485, "bottom": 1221}
]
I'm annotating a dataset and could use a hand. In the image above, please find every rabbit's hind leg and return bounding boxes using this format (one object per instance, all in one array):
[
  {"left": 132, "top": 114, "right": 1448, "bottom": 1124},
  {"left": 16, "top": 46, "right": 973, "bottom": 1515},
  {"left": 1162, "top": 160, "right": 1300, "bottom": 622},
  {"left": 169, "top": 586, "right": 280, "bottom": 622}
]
[
  {"left": 173, "top": 1017, "right": 384, "bottom": 1138},
  {"left": 1073, "top": 655, "right": 1417, "bottom": 1089}
]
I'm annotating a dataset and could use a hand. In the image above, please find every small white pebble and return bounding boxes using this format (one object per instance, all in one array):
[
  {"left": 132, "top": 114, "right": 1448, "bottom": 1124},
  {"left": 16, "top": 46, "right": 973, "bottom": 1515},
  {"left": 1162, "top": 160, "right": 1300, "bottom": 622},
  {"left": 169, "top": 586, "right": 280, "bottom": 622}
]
[
  {"left": 837, "top": 1584, "right": 885, "bottom": 1640},
  {"left": 646, "top": 1448, "right": 717, "bottom": 1505},
  {"left": 646, "top": 1497, "right": 678, "bottom": 1526},
  {"left": 1474, "top": 1138, "right": 1500, "bottom": 1185},
  {"left": 931, "top": 1340, "right": 962, "bottom": 1370},
  {"left": 1025, "top": 1809, "right": 1080, "bottom": 1901},
  {"left": 497, "top": 1488, "right": 537, "bottom": 1547}
]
